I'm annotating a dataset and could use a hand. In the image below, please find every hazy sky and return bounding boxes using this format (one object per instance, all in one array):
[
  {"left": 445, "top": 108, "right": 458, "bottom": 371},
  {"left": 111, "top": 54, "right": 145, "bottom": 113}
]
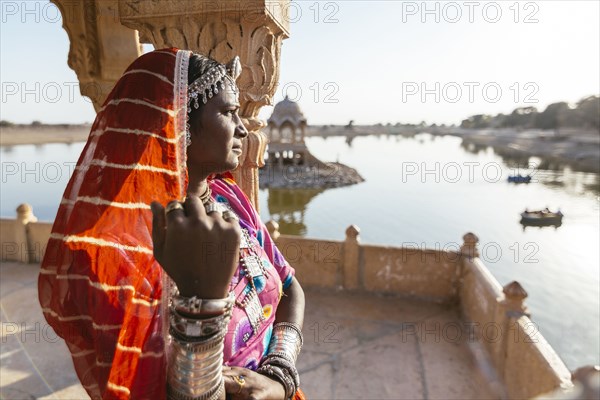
[{"left": 1, "top": 0, "right": 599, "bottom": 125}]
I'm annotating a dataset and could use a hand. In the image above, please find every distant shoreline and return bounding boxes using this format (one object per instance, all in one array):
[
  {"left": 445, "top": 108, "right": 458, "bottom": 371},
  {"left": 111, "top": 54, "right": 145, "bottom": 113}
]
[
  {"left": 305, "top": 125, "right": 600, "bottom": 174},
  {"left": 2, "top": 124, "right": 598, "bottom": 174},
  {"left": 0, "top": 125, "right": 91, "bottom": 146}
]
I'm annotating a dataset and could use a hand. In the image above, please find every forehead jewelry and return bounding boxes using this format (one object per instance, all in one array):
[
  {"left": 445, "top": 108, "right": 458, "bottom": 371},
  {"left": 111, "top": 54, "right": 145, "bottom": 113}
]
[{"left": 185, "top": 56, "right": 242, "bottom": 147}]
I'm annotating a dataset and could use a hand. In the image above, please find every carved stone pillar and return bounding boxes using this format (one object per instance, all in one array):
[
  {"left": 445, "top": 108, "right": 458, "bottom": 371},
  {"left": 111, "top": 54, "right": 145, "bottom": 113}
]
[
  {"left": 119, "top": 0, "right": 291, "bottom": 210},
  {"left": 51, "top": 0, "right": 142, "bottom": 111}
]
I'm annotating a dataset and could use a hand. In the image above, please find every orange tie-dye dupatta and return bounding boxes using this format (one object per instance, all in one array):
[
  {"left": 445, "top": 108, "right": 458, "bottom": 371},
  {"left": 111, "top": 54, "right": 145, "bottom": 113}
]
[{"left": 38, "top": 48, "right": 191, "bottom": 399}]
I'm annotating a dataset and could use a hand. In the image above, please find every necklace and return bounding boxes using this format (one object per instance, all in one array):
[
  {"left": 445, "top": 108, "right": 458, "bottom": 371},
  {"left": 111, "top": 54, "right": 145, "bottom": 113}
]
[
  {"left": 223, "top": 208, "right": 267, "bottom": 335},
  {"left": 182, "top": 182, "right": 212, "bottom": 205},
  {"left": 199, "top": 184, "right": 212, "bottom": 204}
]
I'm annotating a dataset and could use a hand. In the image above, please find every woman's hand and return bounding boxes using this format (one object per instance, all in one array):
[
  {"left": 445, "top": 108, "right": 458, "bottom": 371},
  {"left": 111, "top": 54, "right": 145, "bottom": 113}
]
[
  {"left": 223, "top": 366, "right": 286, "bottom": 400},
  {"left": 150, "top": 196, "right": 241, "bottom": 298}
]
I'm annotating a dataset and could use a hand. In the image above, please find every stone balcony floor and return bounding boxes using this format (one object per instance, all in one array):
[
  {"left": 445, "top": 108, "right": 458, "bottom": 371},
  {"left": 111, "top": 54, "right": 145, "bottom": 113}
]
[{"left": 1, "top": 261, "right": 495, "bottom": 399}]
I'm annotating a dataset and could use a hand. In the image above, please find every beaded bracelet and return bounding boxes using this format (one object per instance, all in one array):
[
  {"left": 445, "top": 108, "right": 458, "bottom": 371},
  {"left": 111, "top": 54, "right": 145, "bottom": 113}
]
[
  {"left": 257, "top": 322, "right": 304, "bottom": 399},
  {"left": 257, "top": 364, "right": 296, "bottom": 399},
  {"left": 261, "top": 355, "right": 300, "bottom": 389}
]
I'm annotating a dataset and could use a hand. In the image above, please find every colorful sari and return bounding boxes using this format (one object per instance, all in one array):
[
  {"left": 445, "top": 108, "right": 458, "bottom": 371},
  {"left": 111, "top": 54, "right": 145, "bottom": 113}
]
[{"left": 38, "top": 48, "right": 297, "bottom": 399}]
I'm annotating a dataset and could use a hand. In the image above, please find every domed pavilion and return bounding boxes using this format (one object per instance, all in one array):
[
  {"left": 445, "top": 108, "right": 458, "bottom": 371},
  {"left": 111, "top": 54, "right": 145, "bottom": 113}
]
[{"left": 266, "top": 96, "right": 308, "bottom": 166}]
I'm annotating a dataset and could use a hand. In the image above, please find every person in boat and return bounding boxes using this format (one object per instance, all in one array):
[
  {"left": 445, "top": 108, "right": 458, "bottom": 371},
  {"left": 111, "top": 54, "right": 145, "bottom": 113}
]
[{"left": 38, "top": 48, "right": 306, "bottom": 400}]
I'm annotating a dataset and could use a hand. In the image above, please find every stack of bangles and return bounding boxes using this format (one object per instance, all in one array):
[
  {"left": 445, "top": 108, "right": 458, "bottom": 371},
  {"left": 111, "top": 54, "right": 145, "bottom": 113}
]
[
  {"left": 167, "top": 290, "right": 235, "bottom": 400},
  {"left": 257, "top": 322, "right": 304, "bottom": 399}
]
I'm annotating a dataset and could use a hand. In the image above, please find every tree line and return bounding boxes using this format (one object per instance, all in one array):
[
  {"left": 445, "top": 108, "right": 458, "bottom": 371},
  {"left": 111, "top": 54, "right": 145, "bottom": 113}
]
[{"left": 460, "top": 95, "right": 599, "bottom": 131}]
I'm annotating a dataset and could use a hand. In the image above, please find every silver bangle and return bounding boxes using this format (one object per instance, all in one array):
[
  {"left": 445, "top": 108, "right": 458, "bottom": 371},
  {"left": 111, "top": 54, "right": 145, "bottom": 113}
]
[
  {"left": 169, "top": 363, "right": 223, "bottom": 392},
  {"left": 168, "top": 332, "right": 226, "bottom": 399},
  {"left": 167, "top": 285, "right": 232, "bottom": 399},
  {"left": 169, "top": 326, "right": 226, "bottom": 349},
  {"left": 167, "top": 376, "right": 224, "bottom": 400},
  {"left": 170, "top": 343, "right": 223, "bottom": 374},
  {"left": 171, "top": 291, "right": 235, "bottom": 317},
  {"left": 170, "top": 309, "right": 232, "bottom": 339},
  {"left": 273, "top": 322, "right": 303, "bottom": 343},
  {"left": 267, "top": 322, "right": 303, "bottom": 364}
]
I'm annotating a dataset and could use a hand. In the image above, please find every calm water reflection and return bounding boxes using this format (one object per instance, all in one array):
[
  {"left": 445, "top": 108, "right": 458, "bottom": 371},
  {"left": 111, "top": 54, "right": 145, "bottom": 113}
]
[
  {"left": 266, "top": 188, "right": 324, "bottom": 236},
  {"left": 260, "top": 134, "right": 599, "bottom": 370},
  {"left": 1, "top": 134, "right": 599, "bottom": 370}
]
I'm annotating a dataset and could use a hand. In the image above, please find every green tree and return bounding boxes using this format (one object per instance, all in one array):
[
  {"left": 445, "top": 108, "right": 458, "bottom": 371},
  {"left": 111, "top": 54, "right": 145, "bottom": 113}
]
[
  {"left": 460, "top": 114, "right": 492, "bottom": 129},
  {"left": 535, "top": 102, "right": 571, "bottom": 130},
  {"left": 502, "top": 107, "right": 538, "bottom": 128},
  {"left": 575, "top": 96, "right": 599, "bottom": 129}
]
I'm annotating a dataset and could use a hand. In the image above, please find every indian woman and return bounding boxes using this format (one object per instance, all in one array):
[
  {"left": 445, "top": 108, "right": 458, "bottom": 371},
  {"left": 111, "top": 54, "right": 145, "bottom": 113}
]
[{"left": 38, "top": 47, "right": 306, "bottom": 400}]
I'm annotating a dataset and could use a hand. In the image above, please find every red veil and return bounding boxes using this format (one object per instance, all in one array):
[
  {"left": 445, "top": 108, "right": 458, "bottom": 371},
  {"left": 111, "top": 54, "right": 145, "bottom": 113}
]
[{"left": 38, "top": 48, "right": 190, "bottom": 399}]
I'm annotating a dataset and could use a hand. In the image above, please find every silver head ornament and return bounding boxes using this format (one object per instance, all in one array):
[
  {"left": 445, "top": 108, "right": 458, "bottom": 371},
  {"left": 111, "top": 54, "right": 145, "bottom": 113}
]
[
  {"left": 186, "top": 56, "right": 242, "bottom": 146},
  {"left": 188, "top": 56, "right": 241, "bottom": 110}
]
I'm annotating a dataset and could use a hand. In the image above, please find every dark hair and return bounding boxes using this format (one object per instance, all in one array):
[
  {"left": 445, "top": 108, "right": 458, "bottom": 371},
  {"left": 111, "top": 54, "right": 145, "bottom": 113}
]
[{"left": 188, "top": 53, "right": 222, "bottom": 86}]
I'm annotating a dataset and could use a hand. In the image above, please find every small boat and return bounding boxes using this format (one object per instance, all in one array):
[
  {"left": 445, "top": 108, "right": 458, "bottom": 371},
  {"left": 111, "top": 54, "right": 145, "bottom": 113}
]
[
  {"left": 520, "top": 208, "right": 563, "bottom": 227},
  {"left": 508, "top": 174, "right": 532, "bottom": 183}
]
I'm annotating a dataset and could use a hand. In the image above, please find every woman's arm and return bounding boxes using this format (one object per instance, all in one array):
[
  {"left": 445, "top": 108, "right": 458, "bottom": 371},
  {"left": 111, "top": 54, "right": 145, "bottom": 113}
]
[
  {"left": 151, "top": 197, "right": 240, "bottom": 400},
  {"left": 223, "top": 277, "right": 305, "bottom": 400},
  {"left": 274, "top": 277, "right": 305, "bottom": 328}
]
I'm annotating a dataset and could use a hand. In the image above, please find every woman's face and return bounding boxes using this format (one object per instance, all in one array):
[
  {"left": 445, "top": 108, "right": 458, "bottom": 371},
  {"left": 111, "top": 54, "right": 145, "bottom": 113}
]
[{"left": 187, "top": 80, "right": 248, "bottom": 174}]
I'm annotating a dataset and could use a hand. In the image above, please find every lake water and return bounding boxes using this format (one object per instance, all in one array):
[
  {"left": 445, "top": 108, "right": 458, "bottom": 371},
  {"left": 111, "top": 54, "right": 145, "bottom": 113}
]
[{"left": 1, "top": 134, "right": 598, "bottom": 370}]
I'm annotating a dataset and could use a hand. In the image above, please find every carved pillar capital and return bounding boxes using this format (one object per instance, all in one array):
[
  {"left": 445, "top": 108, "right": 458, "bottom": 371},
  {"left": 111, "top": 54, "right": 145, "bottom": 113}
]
[
  {"left": 119, "top": 0, "right": 291, "bottom": 209},
  {"left": 51, "top": 0, "right": 142, "bottom": 111}
]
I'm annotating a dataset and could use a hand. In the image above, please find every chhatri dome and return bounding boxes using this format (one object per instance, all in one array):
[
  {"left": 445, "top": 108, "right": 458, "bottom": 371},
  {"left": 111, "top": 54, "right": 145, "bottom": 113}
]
[
  {"left": 265, "top": 96, "right": 310, "bottom": 166},
  {"left": 268, "top": 95, "right": 308, "bottom": 129},
  {"left": 267, "top": 96, "right": 307, "bottom": 144}
]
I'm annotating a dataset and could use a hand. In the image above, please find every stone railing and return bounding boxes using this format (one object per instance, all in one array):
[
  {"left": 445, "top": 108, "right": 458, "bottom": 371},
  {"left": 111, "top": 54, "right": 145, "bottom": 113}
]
[
  {"left": 1, "top": 204, "right": 51, "bottom": 264},
  {"left": 268, "top": 222, "right": 577, "bottom": 399},
  {"left": 266, "top": 222, "right": 462, "bottom": 302},
  {"left": 0, "top": 205, "right": 589, "bottom": 399},
  {"left": 459, "top": 256, "right": 573, "bottom": 399}
]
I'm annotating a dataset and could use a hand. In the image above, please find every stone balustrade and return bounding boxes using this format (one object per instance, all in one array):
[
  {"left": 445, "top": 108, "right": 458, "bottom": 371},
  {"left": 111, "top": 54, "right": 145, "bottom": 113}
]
[{"left": 0, "top": 204, "right": 589, "bottom": 398}]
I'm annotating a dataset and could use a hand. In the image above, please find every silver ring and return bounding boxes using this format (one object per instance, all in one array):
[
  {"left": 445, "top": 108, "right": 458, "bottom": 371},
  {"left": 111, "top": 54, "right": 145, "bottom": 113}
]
[
  {"left": 205, "top": 202, "right": 223, "bottom": 215},
  {"left": 166, "top": 202, "right": 184, "bottom": 214},
  {"left": 222, "top": 210, "right": 239, "bottom": 222}
]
